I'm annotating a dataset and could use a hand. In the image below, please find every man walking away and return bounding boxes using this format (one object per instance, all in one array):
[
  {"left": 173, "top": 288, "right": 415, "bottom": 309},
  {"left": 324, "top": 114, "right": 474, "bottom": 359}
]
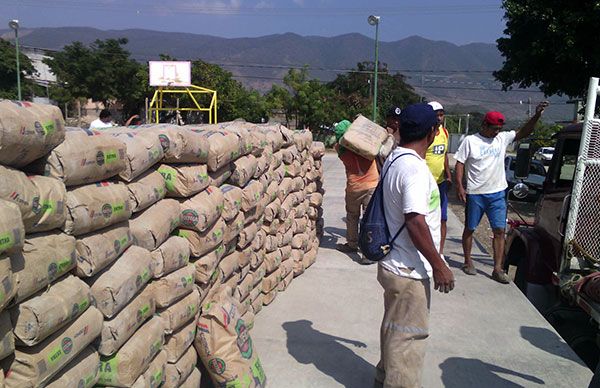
[
  {"left": 90, "top": 109, "right": 114, "bottom": 130},
  {"left": 425, "top": 101, "right": 452, "bottom": 255},
  {"left": 377, "top": 106, "right": 402, "bottom": 172},
  {"left": 333, "top": 120, "right": 379, "bottom": 255},
  {"left": 454, "top": 101, "right": 548, "bottom": 283},
  {"left": 376, "top": 103, "right": 455, "bottom": 388}
]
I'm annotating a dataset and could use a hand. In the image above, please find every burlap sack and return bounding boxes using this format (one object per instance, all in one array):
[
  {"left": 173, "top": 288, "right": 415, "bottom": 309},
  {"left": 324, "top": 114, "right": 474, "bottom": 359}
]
[
  {"left": 262, "top": 289, "right": 278, "bottom": 306},
  {"left": 150, "top": 264, "right": 195, "bottom": 308},
  {"left": 220, "top": 184, "right": 243, "bottom": 222},
  {"left": 280, "top": 145, "right": 297, "bottom": 165},
  {"left": 208, "top": 164, "right": 233, "bottom": 187},
  {"left": 261, "top": 268, "right": 280, "bottom": 293},
  {"left": 127, "top": 170, "right": 167, "bottom": 213},
  {"left": 250, "top": 249, "right": 265, "bottom": 270},
  {"left": 194, "top": 293, "right": 266, "bottom": 388},
  {"left": 75, "top": 222, "right": 133, "bottom": 277},
  {"left": 130, "top": 199, "right": 180, "bottom": 251},
  {"left": 237, "top": 222, "right": 259, "bottom": 250},
  {"left": 339, "top": 114, "right": 388, "bottom": 160},
  {"left": 64, "top": 182, "right": 132, "bottom": 236},
  {"left": 4, "top": 306, "right": 102, "bottom": 388},
  {"left": 180, "top": 186, "right": 224, "bottom": 232},
  {"left": 0, "top": 200, "right": 24, "bottom": 255},
  {"left": 229, "top": 155, "right": 258, "bottom": 187},
  {"left": 164, "top": 317, "right": 197, "bottom": 362},
  {"left": 254, "top": 155, "right": 269, "bottom": 179},
  {"left": 89, "top": 245, "right": 153, "bottom": 318},
  {"left": 251, "top": 293, "right": 264, "bottom": 314},
  {"left": 108, "top": 129, "right": 165, "bottom": 182},
  {"left": 241, "top": 180, "right": 263, "bottom": 212},
  {"left": 0, "top": 254, "right": 14, "bottom": 313},
  {"left": 193, "top": 245, "right": 224, "bottom": 284},
  {"left": 178, "top": 217, "right": 225, "bottom": 258},
  {"left": 158, "top": 164, "right": 209, "bottom": 198},
  {"left": 262, "top": 219, "right": 280, "bottom": 236},
  {"left": 179, "top": 367, "right": 202, "bottom": 387},
  {"left": 45, "top": 346, "right": 100, "bottom": 388},
  {"left": 158, "top": 289, "right": 200, "bottom": 335},
  {"left": 160, "top": 126, "right": 209, "bottom": 164},
  {"left": 218, "top": 252, "right": 240, "bottom": 281},
  {"left": 163, "top": 345, "right": 196, "bottom": 388},
  {"left": 11, "top": 275, "right": 90, "bottom": 346},
  {"left": 257, "top": 124, "right": 284, "bottom": 151},
  {"left": 151, "top": 236, "right": 190, "bottom": 278},
  {"left": 0, "top": 100, "right": 65, "bottom": 167},
  {"left": 0, "top": 310, "right": 14, "bottom": 361},
  {"left": 36, "top": 129, "right": 127, "bottom": 186},
  {"left": 11, "top": 232, "right": 76, "bottom": 303},
  {"left": 0, "top": 165, "right": 40, "bottom": 228},
  {"left": 131, "top": 349, "right": 167, "bottom": 388},
  {"left": 237, "top": 273, "right": 254, "bottom": 301},
  {"left": 187, "top": 129, "right": 240, "bottom": 172},
  {"left": 25, "top": 175, "right": 67, "bottom": 232},
  {"left": 98, "top": 317, "right": 165, "bottom": 387}
]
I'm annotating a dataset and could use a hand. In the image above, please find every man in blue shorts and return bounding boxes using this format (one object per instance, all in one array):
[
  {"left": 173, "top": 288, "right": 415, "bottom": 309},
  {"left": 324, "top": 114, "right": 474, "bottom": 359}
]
[{"left": 454, "top": 101, "right": 548, "bottom": 283}]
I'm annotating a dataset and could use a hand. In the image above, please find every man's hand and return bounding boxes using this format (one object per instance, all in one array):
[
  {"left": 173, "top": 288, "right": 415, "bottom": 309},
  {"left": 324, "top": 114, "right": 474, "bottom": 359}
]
[
  {"left": 433, "top": 263, "right": 455, "bottom": 293},
  {"left": 536, "top": 101, "right": 549, "bottom": 116},
  {"left": 457, "top": 185, "right": 467, "bottom": 203}
]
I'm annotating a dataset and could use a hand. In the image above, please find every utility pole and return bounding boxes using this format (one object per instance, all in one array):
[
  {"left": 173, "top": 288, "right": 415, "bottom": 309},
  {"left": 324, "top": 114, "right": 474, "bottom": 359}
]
[
  {"left": 368, "top": 15, "right": 380, "bottom": 123},
  {"left": 527, "top": 97, "right": 532, "bottom": 118},
  {"left": 9, "top": 20, "right": 21, "bottom": 100}
]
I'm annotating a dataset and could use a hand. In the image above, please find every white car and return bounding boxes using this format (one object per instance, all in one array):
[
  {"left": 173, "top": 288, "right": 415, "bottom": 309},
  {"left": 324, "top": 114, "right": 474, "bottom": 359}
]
[{"left": 534, "top": 147, "right": 554, "bottom": 165}]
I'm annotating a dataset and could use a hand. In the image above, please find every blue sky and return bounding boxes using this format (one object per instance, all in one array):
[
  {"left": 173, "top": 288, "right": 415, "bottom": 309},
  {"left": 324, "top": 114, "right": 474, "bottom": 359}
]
[{"left": 3, "top": 0, "right": 506, "bottom": 45}]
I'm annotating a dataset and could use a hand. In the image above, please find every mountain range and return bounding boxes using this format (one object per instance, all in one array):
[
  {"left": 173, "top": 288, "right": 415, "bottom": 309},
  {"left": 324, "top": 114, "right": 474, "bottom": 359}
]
[{"left": 0, "top": 27, "right": 571, "bottom": 123}]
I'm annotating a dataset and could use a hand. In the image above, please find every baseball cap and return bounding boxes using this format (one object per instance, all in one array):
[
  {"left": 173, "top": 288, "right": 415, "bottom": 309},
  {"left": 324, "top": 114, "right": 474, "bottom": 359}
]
[
  {"left": 399, "top": 103, "right": 437, "bottom": 132},
  {"left": 386, "top": 106, "right": 402, "bottom": 118},
  {"left": 428, "top": 101, "right": 444, "bottom": 111},
  {"left": 484, "top": 111, "right": 505, "bottom": 126}
]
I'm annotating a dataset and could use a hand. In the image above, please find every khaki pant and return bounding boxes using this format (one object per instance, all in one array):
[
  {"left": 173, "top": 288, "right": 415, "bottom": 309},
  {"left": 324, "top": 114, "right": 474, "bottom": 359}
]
[
  {"left": 376, "top": 265, "right": 431, "bottom": 388},
  {"left": 345, "top": 187, "right": 375, "bottom": 248}
]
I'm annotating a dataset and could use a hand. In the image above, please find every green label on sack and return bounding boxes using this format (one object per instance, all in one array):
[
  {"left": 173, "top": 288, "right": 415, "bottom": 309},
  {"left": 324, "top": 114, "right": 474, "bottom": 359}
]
[
  {"left": 78, "top": 298, "right": 89, "bottom": 311},
  {"left": 182, "top": 275, "right": 193, "bottom": 287},
  {"left": 151, "top": 369, "right": 163, "bottom": 386},
  {"left": 104, "top": 150, "right": 118, "bottom": 163},
  {"left": 0, "top": 233, "right": 15, "bottom": 251},
  {"left": 81, "top": 372, "right": 97, "bottom": 388},
  {"left": 251, "top": 357, "right": 267, "bottom": 385},
  {"left": 99, "top": 356, "right": 119, "bottom": 384},
  {"left": 41, "top": 200, "right": 56, "bottom": 215},
  {"left": 141, "top": 268, "right": 150, "bottom": 283},
  {"left": 178, "top": 229, "right": 190, "bottom": 238},
  {"left": 112, "top": 202, "right": 125, "bottom": 215},
  {"left": 47, "top": 345, "right": 64, "bottom": 365},
  {"left": 57, "top": 257, "right": 73, "bottom": 274},
  {"left": 139, "top": 303, "right": 151, "bottom": 317},
  {"left": 158, "top": 166, "right": 176, "bottom": 192},
  {"left": 42, "top": 120, "right": 55, "bottom": 135}
]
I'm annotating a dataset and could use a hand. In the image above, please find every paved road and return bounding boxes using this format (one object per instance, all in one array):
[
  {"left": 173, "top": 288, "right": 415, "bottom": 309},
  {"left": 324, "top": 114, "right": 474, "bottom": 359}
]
[{"left": 252, "top": 152, "right": 593, "bottom": 388}]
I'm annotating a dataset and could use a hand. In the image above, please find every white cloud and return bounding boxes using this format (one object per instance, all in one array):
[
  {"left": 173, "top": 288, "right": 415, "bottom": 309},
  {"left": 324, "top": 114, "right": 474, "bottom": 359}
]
[
  {"left": 171, "top": 0, "right": 243, "bottom": 14},
  {"left": 255, "top": 1, "right": 273, "bottom": 9},
  {"left": 292, "top": 0, "right": 304, "bottom": 6}
]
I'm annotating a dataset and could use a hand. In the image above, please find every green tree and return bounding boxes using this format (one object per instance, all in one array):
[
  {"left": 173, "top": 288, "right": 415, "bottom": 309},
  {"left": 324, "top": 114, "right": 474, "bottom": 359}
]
[
  {"left": 0, "top": 39, "right": 38, "bottom": 99},
  {"left": 495, "top": 1, "right": 600, "bottom": 97}
]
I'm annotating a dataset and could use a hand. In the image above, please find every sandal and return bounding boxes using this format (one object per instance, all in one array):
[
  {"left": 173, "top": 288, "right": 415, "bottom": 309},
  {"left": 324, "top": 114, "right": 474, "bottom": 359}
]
[
  {"left": 461, "top": 264, "right": 477, "bottom": 275},
  {"left": 492, "top": 271, "right": 510, "bottom": 284}
]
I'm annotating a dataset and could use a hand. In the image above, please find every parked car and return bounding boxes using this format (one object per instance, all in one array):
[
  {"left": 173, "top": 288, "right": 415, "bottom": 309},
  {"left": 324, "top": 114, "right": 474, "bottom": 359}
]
[
  {"left": 505, "top": 156, "right": 547, "bottom": 201},
  {"left": 533, "top": 146, "right": 555, "bottom": 165}
]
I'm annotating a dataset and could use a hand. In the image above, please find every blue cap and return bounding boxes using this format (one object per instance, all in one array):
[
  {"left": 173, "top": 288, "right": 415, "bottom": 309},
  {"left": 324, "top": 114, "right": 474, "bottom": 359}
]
[{"left": 400, "top": 103, "right": 437, "bottom": 132}]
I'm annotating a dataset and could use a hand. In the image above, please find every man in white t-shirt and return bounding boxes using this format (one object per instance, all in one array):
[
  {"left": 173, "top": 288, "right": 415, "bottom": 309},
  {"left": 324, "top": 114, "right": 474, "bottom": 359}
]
[
  {"left": 454, "top": 101, "right": 548, "bottom": 283},
  {"left": 376, "top": 103, "right": 455, "bottom": 388},
  {"left": 89, "top": 109, "right": 114, "bottom": 130}
]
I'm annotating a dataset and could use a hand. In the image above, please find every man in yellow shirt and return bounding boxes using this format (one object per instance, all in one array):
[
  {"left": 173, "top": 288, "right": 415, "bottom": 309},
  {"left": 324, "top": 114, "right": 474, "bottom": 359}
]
[{"left": 425, "top": 101, "right": 452, "bottom": 255}]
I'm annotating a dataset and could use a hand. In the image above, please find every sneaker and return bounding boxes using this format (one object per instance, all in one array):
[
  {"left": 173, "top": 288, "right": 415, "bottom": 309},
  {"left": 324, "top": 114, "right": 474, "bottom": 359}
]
[
  {"left": 492, "top": 271, "right": 510, "bottom": 284},
  {"left": 336, "top": 243, "right": 358, "bottom": 253}
]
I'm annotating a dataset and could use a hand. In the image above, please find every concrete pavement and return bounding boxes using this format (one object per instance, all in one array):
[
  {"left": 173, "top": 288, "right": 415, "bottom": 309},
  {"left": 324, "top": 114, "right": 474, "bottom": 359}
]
[{"left": 252, "top": 153, "right": 593, "bottom": 387}]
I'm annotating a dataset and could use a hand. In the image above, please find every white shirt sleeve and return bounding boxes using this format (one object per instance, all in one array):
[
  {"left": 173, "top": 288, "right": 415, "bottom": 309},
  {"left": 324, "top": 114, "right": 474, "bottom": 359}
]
[
  {"left": 500, "top": 130, "right": 516, "bottom": 147},
  {"left": 398, "top": 164, "right": 430, "bottom": 216},
  {"left": 454, "top": 136, "right": 470, "bottom": 164}
]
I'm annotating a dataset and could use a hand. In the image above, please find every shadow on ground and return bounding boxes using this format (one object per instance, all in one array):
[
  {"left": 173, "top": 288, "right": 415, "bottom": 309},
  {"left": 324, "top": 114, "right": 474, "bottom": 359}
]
[
  {"left": 520, "top": 326, "right": 585, "bottom": 366},
  {"left": 321, "top": 226, "right": 344, "bottom": 249},
  {"left": 439, "top": 357, "right": 545, "bottom": 387},
  {"left": 282, "top": 320, "right": 375, "bottom": 388}
]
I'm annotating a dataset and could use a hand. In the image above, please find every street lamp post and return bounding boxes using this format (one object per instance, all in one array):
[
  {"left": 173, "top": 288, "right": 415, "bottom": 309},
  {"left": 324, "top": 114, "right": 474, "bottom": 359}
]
[
  {"left": 368, "top": 15, "right": 380, "bottom": 122},
  {"left": 9, "top": 19, "right": 21, "bottom": 101}
]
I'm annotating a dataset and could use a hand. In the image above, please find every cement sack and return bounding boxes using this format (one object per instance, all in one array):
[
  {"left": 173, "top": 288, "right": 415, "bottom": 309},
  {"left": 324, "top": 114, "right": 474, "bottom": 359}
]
[
  {"left": 75, "top": 222, "right": 133, "bottom": 277},
  {"left": 89, "top": 245, "right": 153, "bottom": 318},
  {"left": 162, "top": 127, "right": 209, "bottom": 164},
  {"left": 280, "top": 228, "right": 294, "bottom": 248},
  {"left": 271, "top": 150, "right": 284, "bottom": 170},
  {"left": 0, "top": 310, "right": 14, "bottom": 361},
  {"left": 252, "top": 229, "right": 267, "bottom": 251},
  {"left": 293, "top": 130, "right": 312, "bottom": 151},
  {"left": 64, "top": 182, "right": 132, "bottom": 236},
  {"left": 220, "top": 184, "right": 243, "bottom": 222},
  {"left": 127, "top": 170, "right": 167, "bottom": 213},
  {"left": 208, "top": 164, "right": 233, "bottom": 187},
  {"left": 229, "top": 155, "right": 258, "bottom": 187},
  {"left": 25, "top": 175, "right": 67, "bottom": 232},
  {"left": 251, "top": 293, "right": 264, "bottom": 314},
  {"left": 164, "top": 317, "right": 197, "bottom": 362},
  {"left": 192, "top": 129, "right": 241, "bottom": 172},
  {"left": 109, "top": 129, "right": 164, "bottom": 182},
  {"left": 194, "top": 293, "right": 266, "bottom": 388},
  {"left": 291, "top": 233, "right": 309, "bottom": 251},
  {"left": 294, "top": 200, "right": 308, "bottom": 218},
  {"left": 150, "top": 264, "right": 195, "bottom": 308},
  {"left": 292, "top": 176, "right": 305, "bottom": 192},
  {"left": 241, "top": 309, "right": 255, "bottom": 330},
  {"left": 0, "top": 100, "right": 65, "bottom": 167},
  {"left": 280, "top": 215, "right": 294, "bottom": 234},
  {"left": 236, "top": 293, "right": 249, "bottom": 316},
  {"left": 273, "top": 163, "right": 286, "bottom": 183},
  {"left": 224, "top": 273, "right": 241, "bottom": 293},
  {"left": 258, "top": 124, "right": 285, "bottom": 151},
  {"left": 251, "top": 264, "right": 266, "bottom": 287},
  {"left": 35, "top": 129, "right": 127, "bottom": 186},
  {"left": 280, "top": 245, "right": 292, "bottom": 262},
  {"left": 238, "top": 249, "right": 252, "bottom": 269},
  {"left": 11, "top": 275, "right": 90, "bottom": 346},
  {"left": 307, "top": 206, "right": 323, "bottom": 221},
  {"left": 262, "top": 268, "right": 280, "bottom": 293},
  {"left": 280, "top": 145, "right": 297, "bottom": 165},
  {"left": 238, "top": 222, "right": 258, "bottom": 249},
  {"left": 151, "top": 236, "right": 190, "bottom": 278},
  {"left": 310, "top": 141, "right": 326, "bottom": 159},
  {"left": 263, "top": 198, "right": 281, "bottom": 223},
  {"left": 224, "top": 237, "right": 239, "bottom": 256},
  {"left": 0, "top": 166, "right": 40, "bottom": 229},
  {"left": 0, "top": 254, "right": 14, "bottom": 313},
  {"left": 130, "top": 199, "right": 180, "bottom": 250},
  {"left": 158, "top": 289, "right": 200, "bottom": 335},
  {"left": 148, "top": 124, "right": 186, "bottom": 162},
  {"left": 308, "top": 192, "right": 324, "bottom": 208},
  {"left": 262, "top": 288, "right": 277, "bottom": 306},
  {"left": 0, "top": 200, "right": 24, "bottom": 255},
  {"left": 97, "top": 317, "right": 165, "bottom": 387},
  {"left": 241, "top": 180, "right": 264, "bottom": 212},
  {"left": 218, "top": 252, "right": 240, "bottom": 281},
  {"left": 98, "top": 286, "right": 155, "bottom": 357},
  {"left": 305, "top": 246, "right": 318, "bottom": 268},
  {"left": 250, "top": 249, "right": 265, "bottom": 270},
  {"left": 180, "top": 186, "right": 224, "bottom": 233},
  {"left": 237, "top": 273, "right": 254, "bottom": 301},
  {"left": 4, "top": 306, "right": 102, "bottom": 388},
  {"left": 279, "top": 258, "right": 294, "bottom": 279},
  {"left": 11, "top": 232, "right": 76, "bottom": 303},
  {"left": 254, "top": 155, "right": 269, "bottom": 179},
  {"left": 277, "top": 177, "right": 293, "bottom": 202},
  {"left": 158, "top": 164, "right": 209, "bottom": 198},
  {"left": 193, "top": 245, "right": 224, "bottom": 284},
  {"left": 258, "top": 171, "right": 273, "bottom": 193},
  {"left": 279, "top": 126, "right": 295, "bottom": 147},
  {"left": 178, "top": 217, "right": 225, "bottom": 258},
  {"left": 239, "top": 265, "right": 251, "bottom": 284},
  {"left": 163, "top": 345, "right": 196, "bottom": 388},
  {"left": 246, "top": 284, "right": 261, "bottom": 306},
  {"left": 221, "top": 121, "right": 253, "bottom": 156},
  {"left": 44, "top": 346, "right": 100, "bottom": 388},
  {"left": 293, "top": 217, "right": 309, "bottom": 235},
  {"left": 131, "top": 350, "right": 167, "bottom": 388},
  {"left": 279, "top": 195, "right": 295, "bottom": 220},
  {"left": 179, "top": 366, "right": 201, "bottom": 387},
  {"left": 293, "top": 258, "right": 306, "bottom": 277},
  {"left": 262, "top": 219, "right": 280, "bottom": 236},
  {"left": 339, "top": 114, "right": 388, "bottom": 160},
  {"left": 277, "top": 270, "right": 294, "bottom": 292},
  {"left": 283, "top": 160, "right": 301, "bottom": 178}
]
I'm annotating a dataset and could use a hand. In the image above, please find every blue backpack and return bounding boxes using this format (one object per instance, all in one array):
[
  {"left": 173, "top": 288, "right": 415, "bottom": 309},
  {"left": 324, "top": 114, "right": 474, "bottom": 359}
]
[{"left": 358, "top": 153, "right": 415, "bottom": 261}]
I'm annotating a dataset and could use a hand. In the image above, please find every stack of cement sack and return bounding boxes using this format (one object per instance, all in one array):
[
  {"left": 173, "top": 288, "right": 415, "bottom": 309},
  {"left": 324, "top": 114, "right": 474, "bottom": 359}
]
[{"left": 0, "top": 100, "right": 324, "bottom": 388}]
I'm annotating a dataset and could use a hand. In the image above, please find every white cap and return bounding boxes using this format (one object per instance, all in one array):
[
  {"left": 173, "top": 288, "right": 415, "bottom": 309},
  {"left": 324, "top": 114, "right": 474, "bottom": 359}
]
[{"left": 428, "top": 101, "right": 444, "bottom": 111}]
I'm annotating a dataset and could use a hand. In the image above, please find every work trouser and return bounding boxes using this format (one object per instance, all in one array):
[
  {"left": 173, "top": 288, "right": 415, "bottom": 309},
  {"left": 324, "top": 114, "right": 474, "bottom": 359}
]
[
  {"left": 345, "top": 187, "right": 375, "bottom": 248},
  {"left": 376, "top": 265, "right": 431, "bottom": 388}
]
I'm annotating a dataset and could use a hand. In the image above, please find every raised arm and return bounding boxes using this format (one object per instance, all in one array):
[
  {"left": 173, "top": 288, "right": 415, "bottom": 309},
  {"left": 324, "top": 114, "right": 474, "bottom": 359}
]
[{"left": 515, "top": 101, "right": 549, "bottom": 141}]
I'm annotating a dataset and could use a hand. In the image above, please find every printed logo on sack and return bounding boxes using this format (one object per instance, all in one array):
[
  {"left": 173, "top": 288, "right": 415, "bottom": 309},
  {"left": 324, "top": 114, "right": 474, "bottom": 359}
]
[
  {"left": 31, "top": 196, "right": 42, "bottom": 215},
  {"left": 208, "top": 358, "right": 226, "bottom": 375},
  {"left": 101, "top": 203, "right": 113, "bottom": 218},
  {"left": 61, "top": 337, "right": 73, "bottom": 355},
  {"left": 96, "top": 151, "right": 105, "bottom": 166},
  {"left": 181, "top": 209, "right": 199, "bottom": 226},
  {"left": 158, "top": 134, "right": 170, "bottom": 152},
  {"left": 236, "top": 319, "right": 253, "bottom": 359},
  {"left": 34, "top": 121, "right": 45, "bottom": 136}
]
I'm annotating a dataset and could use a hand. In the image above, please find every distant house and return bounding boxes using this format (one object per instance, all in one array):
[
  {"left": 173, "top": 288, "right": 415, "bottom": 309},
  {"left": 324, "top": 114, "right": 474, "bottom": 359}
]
[{"left": 21, "top": 45, "right": 57, "bottom": 104}]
